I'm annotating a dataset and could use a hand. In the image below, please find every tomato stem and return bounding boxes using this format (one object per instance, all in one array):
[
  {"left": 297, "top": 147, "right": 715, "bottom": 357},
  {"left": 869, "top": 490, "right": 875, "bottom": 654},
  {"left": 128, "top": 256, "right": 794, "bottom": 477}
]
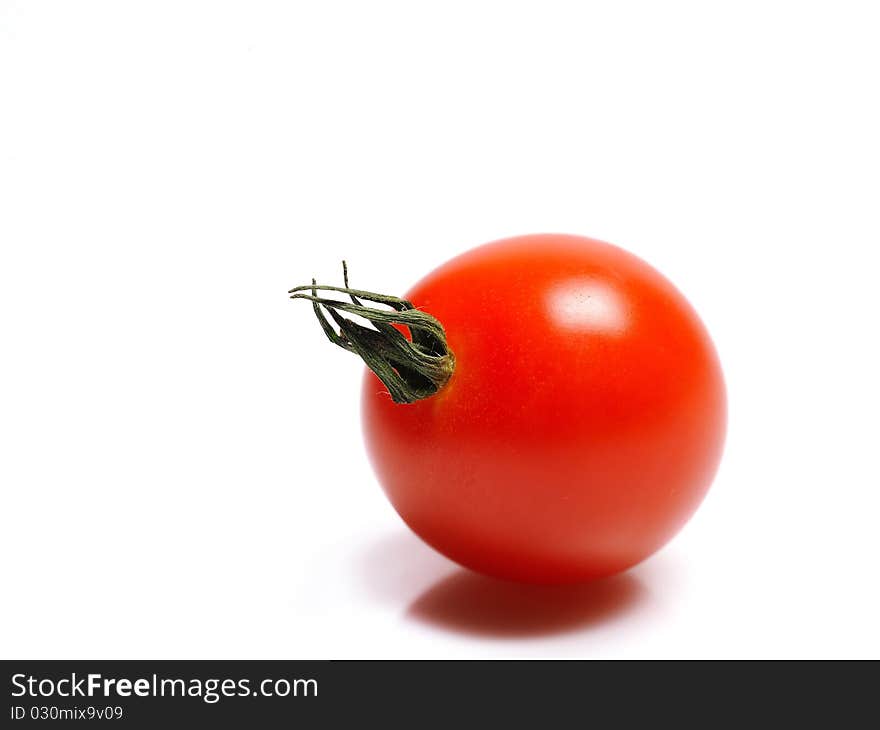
[{"left": 289, "top": 262, "right": 455, "bottom": 404}]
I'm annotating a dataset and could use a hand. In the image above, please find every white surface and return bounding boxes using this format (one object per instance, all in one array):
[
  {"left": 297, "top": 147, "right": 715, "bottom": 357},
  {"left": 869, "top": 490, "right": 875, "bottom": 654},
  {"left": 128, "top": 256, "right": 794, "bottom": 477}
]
[{"left": 1, "top": 1, "right": 878, "bottom": 659}]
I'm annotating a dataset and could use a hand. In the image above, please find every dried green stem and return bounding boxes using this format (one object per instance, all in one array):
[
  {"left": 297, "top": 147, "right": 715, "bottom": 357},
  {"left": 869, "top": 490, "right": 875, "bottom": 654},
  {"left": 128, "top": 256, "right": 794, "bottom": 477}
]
[{"left": 289, "top": 262, "right": 455, "bottom": 404}]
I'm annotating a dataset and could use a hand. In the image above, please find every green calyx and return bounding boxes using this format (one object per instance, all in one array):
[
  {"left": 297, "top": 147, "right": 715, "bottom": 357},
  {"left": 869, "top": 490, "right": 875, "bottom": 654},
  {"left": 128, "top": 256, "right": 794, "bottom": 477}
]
[{"left": 289, "top": 263, "right": 455, "bottom": 404}]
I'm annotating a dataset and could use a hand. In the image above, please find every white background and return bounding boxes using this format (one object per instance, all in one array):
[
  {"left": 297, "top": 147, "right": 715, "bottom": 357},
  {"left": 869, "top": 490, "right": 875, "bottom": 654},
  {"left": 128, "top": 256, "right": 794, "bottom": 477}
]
[{"left": 1, "top": 1, "right": 878, "bottom": 659}]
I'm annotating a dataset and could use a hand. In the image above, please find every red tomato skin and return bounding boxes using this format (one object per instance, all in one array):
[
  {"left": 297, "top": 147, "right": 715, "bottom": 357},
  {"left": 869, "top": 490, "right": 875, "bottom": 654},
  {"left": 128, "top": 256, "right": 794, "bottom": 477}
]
[{"left": 361, "top": 234, "right": 726, "bottom": 583}]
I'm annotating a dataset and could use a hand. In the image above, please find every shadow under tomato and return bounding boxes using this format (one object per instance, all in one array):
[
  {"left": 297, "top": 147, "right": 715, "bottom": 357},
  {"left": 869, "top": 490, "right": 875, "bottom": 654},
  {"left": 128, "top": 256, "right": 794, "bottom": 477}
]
[
  {"left": 406, "top": 570, "right": 646, "bottom": 639},
  {"left": 358, "top": 530, "right": 649, "bottom": 639},
  {"left": 356, "top": 531, "right": 460, "bottom": 605}
]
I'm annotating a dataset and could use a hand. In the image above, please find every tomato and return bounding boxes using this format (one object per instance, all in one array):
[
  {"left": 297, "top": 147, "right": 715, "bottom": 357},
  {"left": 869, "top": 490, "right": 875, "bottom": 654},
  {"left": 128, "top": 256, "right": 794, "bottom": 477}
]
[{"left": 359, "top": 234, "right": 726, "bottom": 583}]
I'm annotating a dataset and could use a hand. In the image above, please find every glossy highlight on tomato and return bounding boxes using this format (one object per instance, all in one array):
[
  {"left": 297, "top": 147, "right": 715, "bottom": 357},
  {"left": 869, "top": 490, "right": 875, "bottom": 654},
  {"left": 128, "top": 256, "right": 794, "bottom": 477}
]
[{"left": 361, "top": 234, "right": 726, "bottom": 583}]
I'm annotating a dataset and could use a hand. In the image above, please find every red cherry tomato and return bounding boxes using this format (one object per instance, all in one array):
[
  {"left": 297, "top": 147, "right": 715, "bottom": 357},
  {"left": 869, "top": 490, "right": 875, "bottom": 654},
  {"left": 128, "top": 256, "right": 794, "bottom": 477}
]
[{"left": 361, "top": 234, "right": 726, "bottom": 583}]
